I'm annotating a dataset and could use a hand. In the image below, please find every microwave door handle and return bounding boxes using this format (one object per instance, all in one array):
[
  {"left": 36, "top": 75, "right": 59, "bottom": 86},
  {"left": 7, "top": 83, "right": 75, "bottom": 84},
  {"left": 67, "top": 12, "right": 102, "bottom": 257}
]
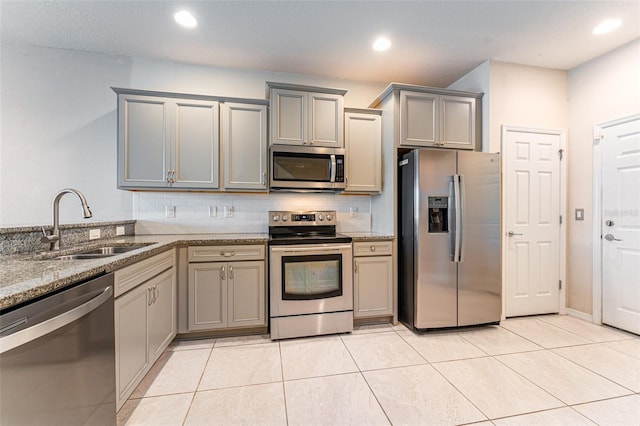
[{"left": 330, "top": 154, "right": 336, "bottom": 183}]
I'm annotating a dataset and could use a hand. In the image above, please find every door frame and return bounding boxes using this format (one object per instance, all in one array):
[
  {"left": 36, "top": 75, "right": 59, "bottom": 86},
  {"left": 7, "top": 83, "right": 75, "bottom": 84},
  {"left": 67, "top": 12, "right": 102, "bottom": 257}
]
[
  {"left": 591, "top": 113, "right": 640, "bottom": 325},
  {"left": 500, "top": 125, "right": 568, "bottom": 320}
]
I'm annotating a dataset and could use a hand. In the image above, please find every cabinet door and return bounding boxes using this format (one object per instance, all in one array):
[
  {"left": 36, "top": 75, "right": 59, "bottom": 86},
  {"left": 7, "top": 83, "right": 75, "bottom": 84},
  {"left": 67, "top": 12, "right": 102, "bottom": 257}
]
[
  {"left": 148, "top": 268, "right": 177, "bottom": 360},
  {"left": 399, "top": 91, "right": 438, "bottom": 147},
  {"left": 309, "top": 92, "right": 344, "bottom": 147},
  {"left": 188, "top": 263, "right": 227, "bottom": 330},
  {"left": 227, "top": 261, "right": 266, "bottom": 328},
  {"left": 118, "top": 94, "right": 171, "bottom": 188},
  {"left": 354, "top": 256, "right": 394, "bottom": 318},
  {"left": 270, "top": 89, "right": 307, "bottom": 145},
  {"left": 345, "top": 112, "right": 381, "bottom": 193},
  {"left": 222, "top": 103, "right": 268, "bottom": 190},
  {"left": 173, "top": 99, "right": 220, "bottom": 188},
  {"left": 115, "top": 283, "right": 149, "bottom": 409},
  {"left": 440, "top": 95, "right": 476, "bottom": 150}
]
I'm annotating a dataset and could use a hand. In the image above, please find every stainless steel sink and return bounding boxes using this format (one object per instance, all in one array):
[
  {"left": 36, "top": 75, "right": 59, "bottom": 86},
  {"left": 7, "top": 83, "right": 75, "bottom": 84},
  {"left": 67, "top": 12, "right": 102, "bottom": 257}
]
[{"left": 53, "top": 244, "right": 151, "bottom": 260}]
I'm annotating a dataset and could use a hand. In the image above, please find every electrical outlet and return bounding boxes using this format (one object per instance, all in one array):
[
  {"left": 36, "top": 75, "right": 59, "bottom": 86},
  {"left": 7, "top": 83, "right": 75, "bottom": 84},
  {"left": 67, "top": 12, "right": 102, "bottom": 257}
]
[
  {"left": 224, "top": 206, "right": 234, "bottom": 218},
  {"left": 350, "top": 207, "right": 359, "bottom": 217},
  {"left": 116, "top": 226, "right": 125, "bottom": 236},
  {"left": 165, "top": 205, "right": 176, "bottom": 218},
  {"left": 89, "top": 229, "right": 101, "bottom": 240},
  {"left": 208, "top": 206, "right": 218, "bottom": 218}
]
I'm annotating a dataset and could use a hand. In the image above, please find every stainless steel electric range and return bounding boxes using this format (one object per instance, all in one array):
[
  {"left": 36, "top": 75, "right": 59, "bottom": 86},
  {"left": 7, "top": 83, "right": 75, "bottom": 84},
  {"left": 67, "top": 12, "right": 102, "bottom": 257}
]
[{"left": 268, "top": 211, "right": 353, "bottom": 340}]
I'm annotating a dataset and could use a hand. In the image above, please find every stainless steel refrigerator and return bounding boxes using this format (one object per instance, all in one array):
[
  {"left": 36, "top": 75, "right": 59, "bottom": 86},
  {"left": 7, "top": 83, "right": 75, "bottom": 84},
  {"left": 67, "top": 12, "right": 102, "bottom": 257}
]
[{"left": 398, "top": 149, "right": 501, "bottom": 330}]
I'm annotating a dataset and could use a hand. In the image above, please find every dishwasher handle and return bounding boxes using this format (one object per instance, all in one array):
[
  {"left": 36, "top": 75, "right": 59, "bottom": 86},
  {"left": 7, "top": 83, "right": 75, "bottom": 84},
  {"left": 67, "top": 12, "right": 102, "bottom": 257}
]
[{"left": 0, "top": 286, "right": 113, "bottom": 354}]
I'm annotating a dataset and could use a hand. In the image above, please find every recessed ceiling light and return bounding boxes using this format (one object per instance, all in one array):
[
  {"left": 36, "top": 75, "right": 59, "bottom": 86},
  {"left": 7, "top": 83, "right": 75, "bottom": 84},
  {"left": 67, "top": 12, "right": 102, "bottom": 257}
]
[
  {"left": 593, "top": 19, "right": 621, "bottom": 35},
  {"left": 373, "top": 37, "right": 391, "bottom": 52},
  {"left": 174, "top": 10, "right": 197, "bottom": 29}
]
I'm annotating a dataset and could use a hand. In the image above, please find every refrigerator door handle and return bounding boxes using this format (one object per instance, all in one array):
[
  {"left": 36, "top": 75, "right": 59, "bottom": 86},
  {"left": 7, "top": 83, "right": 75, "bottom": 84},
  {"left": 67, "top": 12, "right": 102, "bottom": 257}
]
[
  {"left": 458, "top": 174, "right": 465, "bottom": 262},
  {"left": 453, "top": 174, "right": 463, "bottom": 263},
  {"left": 449, "top": 178, "right": 456, "bottom": 261}
]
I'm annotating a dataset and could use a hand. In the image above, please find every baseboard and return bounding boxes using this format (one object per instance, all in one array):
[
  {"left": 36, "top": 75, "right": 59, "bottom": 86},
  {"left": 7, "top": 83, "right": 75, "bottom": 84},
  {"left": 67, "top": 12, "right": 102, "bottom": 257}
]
[{"left": 566, "top": 308, "right": 594, "bottom": 323}]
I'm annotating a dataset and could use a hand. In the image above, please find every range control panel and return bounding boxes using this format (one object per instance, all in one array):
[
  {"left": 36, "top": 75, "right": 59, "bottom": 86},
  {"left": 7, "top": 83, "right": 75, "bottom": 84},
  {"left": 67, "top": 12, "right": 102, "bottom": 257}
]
[{"left": 269, "top": 211, "right": 337, "bottom": 226}]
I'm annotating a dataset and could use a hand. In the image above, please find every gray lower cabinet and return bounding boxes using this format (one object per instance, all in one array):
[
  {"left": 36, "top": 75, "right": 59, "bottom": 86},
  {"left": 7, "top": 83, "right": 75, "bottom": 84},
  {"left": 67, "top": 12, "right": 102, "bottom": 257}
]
[
  {"left": 114, "top": 249, "right": 177, "bottom": 411},
  {"left": 344, "top": 108, "right": 382, "bottom": 193},
  {"left": 353, "top": 241, "right": 394, "bottom": 318},
  {"left": 187, "top": 245, "right": 266, "bottom": 331}
]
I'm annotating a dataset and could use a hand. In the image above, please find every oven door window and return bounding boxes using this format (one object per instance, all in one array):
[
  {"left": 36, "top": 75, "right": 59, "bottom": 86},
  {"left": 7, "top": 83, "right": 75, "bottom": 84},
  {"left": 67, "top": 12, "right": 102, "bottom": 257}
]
[
  {"left": 282, "top": 254, "right": 342, "bottom": 300},
  {"left": 273, "top": 153, "right": 331, "bottom": 182}
]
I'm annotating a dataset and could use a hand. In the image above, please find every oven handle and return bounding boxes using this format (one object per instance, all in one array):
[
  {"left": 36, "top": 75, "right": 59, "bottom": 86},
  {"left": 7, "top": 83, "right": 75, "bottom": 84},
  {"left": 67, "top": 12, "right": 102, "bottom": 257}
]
[{"left": 270, "top": 244, "right": 352, "bottom": 253}]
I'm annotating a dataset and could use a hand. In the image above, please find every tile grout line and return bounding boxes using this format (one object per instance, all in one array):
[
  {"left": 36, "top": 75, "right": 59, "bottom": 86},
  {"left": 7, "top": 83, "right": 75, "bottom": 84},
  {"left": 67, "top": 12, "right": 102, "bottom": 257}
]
[
  {"left": 277, "top": 341, "right": 290, "bottom": 426},
  {"left": 181, "top": 344, "right": 215, "bottom": 426}
]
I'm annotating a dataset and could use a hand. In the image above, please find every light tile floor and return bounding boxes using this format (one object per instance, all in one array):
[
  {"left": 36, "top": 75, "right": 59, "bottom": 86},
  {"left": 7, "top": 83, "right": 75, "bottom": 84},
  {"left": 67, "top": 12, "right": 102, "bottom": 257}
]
[{"left": 117, "top": 315, "right": 640, "bottom": 426}]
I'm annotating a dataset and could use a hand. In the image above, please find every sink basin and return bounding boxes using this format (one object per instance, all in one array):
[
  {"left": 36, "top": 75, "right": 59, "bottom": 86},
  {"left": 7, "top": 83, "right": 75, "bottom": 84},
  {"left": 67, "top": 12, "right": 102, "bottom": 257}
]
[{"left": 53, "top": 244, "right": 150, "bottom": 260}]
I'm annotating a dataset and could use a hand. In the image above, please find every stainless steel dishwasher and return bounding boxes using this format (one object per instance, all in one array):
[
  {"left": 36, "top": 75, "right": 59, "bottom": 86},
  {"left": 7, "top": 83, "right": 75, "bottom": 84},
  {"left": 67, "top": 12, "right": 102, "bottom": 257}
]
[{"left": 0, "top": 273, "right": 115, "bottom": 425}]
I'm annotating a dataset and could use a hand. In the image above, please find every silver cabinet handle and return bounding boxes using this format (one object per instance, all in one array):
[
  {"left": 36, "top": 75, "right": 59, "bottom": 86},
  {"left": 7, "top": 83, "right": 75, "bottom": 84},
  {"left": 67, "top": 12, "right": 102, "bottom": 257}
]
[
  {"left": 166, "top": 170, "right": 172, "bottom": 184},
  {"left": 262, "top": 172, "right": 266, "bottom": 185},
  {"left": 604, "top": 234, "right": 622, "bottom": 242},
  {"left": 220, "top": 266, "right": 226, "bottom": 280},
  {"left": 172, "top": 171, "right": 177, "bottom": 183},
  {"left": 508, "top": 231, "right": 523, "bottom": 237},
  {"left": 0, "top": 286, "right": 112, "bottom": 354},
  {"left": 148, "top": 287, "right": 153, "bottom": 305},
  {"left": 220, "top": 251, "right": 235, "bottom": 257},
  {"left": 229, "top": 266, "right": 234, "bottom": 280},
  {"left": 354, "top": 262, "right": 358, "bottom": 273}
]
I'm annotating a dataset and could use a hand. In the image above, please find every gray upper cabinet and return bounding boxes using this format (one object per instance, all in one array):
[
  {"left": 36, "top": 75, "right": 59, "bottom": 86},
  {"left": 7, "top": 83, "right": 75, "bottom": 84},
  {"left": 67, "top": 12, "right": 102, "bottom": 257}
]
[
  {"left": 400, "top": 90, "right": 477, "bottom": 150},
  {"left": 367, "top": 84, "right": 482, "bottom": 151},
  {"left": 173, "top": 99, "right": 219, "bottom": 189},
  {"left": 268, "top": 82, "right": 346, "bottom": 147},
  {"left": 116, "top": 91, "right": 219, "bottom": 189},
  {"left": 344, "top": 108, "right": 382, "bottom": 193},
  {"left": 221, "top": 102, "right": 268, "bottom": 191},
  {"left": 114, "top": 88, "right": 268, "bottom": 191}
]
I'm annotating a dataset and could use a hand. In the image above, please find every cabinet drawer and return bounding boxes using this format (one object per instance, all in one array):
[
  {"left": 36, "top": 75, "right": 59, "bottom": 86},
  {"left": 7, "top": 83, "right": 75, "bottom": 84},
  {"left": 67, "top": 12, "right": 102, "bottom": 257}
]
[
  {"left": 353, "top": 241, "right": 393, "bottom": 257},
  {"left": 188, "top": 244, "right": 265, "bottom": 262},
  {"left": 114, "top": 249, "right": 175, "bottom": 297}
]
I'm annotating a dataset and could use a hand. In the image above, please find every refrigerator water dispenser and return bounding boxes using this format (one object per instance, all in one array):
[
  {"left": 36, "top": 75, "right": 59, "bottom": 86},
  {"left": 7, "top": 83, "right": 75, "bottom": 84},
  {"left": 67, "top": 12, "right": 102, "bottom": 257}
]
[{"left": 428, "top": 197, "right": 448, "bottom": 233}]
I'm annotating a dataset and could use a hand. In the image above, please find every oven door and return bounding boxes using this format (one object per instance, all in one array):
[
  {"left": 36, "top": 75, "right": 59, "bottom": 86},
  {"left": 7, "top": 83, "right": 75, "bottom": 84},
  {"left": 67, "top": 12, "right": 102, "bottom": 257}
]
[{"left": 270, "top": 243, "right": 353, "bottom": 317}]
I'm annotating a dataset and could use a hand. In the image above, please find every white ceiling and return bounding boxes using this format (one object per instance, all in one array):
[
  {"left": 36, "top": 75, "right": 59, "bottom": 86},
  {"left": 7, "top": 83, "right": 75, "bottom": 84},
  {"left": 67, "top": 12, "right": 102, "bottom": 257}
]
[{"left": 1, "top": 0, "right": 638, "bottom": 87}]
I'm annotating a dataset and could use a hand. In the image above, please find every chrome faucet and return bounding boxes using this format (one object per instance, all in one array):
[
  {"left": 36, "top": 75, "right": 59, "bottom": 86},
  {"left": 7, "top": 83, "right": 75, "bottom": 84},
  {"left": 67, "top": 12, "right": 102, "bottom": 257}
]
[{"left": 41, "top": 189, "right": 92, "bottom": 250}]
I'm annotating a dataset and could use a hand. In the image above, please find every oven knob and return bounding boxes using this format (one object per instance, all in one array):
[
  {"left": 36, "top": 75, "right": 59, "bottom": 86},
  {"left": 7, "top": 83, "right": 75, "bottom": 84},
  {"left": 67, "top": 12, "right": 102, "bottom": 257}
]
[
  {"left": 282, "top": 214, "right": 288, "bottom": 221},
  {"left": 318, "top": 214, "right": 324, "bottom": 221},
  {"left": 272, "top": 214, "right": 280, "bottom": 222},
  {"left": 326, "top": 214, "right": 333, "bottom": 221}
]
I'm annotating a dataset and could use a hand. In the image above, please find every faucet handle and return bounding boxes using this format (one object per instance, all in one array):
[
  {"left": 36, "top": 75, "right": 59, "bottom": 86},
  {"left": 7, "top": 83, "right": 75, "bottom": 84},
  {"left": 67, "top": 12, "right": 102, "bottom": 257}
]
[{"left": 40, "top": 227, "right": 59, "bottom": 245}]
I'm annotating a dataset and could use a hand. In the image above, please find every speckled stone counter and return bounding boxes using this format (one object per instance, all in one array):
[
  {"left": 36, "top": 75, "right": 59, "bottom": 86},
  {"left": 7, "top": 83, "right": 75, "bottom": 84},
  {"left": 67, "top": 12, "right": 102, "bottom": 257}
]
[
  {"left": 344, "top": 233, "right": 395, "bottom": 241},
  {"left": 0, "top": 233, "right": 268, "bottom": 310}
]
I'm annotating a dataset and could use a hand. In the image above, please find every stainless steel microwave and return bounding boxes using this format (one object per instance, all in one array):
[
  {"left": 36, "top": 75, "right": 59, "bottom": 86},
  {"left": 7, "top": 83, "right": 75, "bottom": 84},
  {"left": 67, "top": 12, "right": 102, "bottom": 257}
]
[{"left": 270, "top": 145, "right": 345, "bottom": 191}]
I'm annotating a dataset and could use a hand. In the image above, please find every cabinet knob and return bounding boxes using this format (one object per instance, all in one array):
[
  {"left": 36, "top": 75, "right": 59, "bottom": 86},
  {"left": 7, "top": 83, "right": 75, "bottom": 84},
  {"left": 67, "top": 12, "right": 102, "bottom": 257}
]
[{"left": 370, "top": 246, "right": 376, "bottom": 252}]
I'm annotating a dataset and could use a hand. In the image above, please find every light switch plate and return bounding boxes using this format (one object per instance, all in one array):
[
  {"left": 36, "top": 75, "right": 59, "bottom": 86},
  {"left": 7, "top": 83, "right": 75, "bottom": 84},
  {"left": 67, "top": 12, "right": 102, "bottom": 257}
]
[
  {"left": 116, "top": 226, "right": 125, "bottom": 236},
  {"left": 208, "top": 206, "right": 218, "bottom": 218},
  {"left": 350, "top": 207, "right": 359, "bottom": 217},
  {"left": 89, "top": 229, "right": 101, "bottom": 240},
  {"left": 575, "top": 208, "right": 585, "bottom": 221},
  {"left": 224, "top": 206, "right": 234, "bottom": 218}
]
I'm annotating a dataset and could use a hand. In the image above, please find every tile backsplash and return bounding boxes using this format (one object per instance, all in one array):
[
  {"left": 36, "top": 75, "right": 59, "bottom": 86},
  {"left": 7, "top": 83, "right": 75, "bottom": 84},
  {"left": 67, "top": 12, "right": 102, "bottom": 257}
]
[{"left": 134, "top": 192, "right": 371, "bottom": 234}]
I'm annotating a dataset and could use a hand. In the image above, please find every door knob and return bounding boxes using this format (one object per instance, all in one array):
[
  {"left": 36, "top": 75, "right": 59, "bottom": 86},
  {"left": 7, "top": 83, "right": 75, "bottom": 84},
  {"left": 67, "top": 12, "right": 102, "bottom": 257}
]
[
  {"left": 605, "top": 220, "right": 615, "bottom": 227},
  {"left": 604, "top": 234, "right": 622, "bottom": 242},
  {"left": 508, "top": 231, "right": 523, "bottom": 237}
]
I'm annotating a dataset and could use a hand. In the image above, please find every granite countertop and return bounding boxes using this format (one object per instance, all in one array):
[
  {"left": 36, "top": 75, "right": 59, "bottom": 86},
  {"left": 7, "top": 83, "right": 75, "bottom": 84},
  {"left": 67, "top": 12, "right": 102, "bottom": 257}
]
[
  {"left": 344, "top": 233, "right": 395, "bottom": 241},
  {"left": 0, "top": 233, "right": 268, "bottom": 310}
]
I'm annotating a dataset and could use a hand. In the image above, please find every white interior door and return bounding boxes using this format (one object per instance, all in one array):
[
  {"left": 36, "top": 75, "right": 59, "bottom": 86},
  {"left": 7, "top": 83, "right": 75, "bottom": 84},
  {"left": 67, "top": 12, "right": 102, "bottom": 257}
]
[
  {"left": 503, "top": 127, "right": 563, "bottom": 317},
  {"left": 600, "top": 116, "right": 640, "bottom": 334}
]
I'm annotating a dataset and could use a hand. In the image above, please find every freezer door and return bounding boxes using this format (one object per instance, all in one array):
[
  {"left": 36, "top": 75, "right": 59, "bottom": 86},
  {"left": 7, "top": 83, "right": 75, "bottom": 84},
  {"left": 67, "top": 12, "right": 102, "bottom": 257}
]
[
  {"left": 457, "top": 151, "right": 501, "bottom": 326},
  {"left": 415, "top": 149, "right": 458, "bottom": 328}
]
